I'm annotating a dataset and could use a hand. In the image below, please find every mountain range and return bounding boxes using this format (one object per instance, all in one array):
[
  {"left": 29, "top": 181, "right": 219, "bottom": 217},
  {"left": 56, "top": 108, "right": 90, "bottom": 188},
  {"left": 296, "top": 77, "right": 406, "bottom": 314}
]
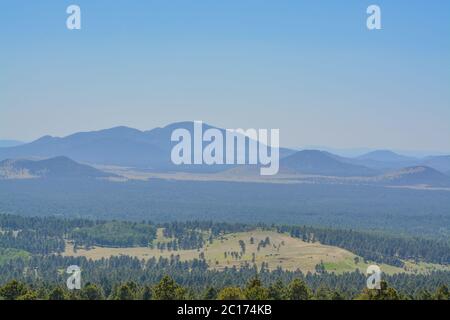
[
  {"left": 0, "top": 122, "right": 449, "bottom": 187},
  {"left": 0, "top": 122, "right": 293, "bottom": 173}
]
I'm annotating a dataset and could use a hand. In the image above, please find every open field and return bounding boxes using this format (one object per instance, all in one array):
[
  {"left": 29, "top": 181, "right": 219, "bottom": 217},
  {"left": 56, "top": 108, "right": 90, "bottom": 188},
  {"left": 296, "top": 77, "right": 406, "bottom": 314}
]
[
  {"left": 63, "top": 230, "right": 450, "bottom": 274},
  {"left": 96, "top": 165, "right": 450, "bottom": 192},
  {"left": 0, "top": 248, "right": 30, "bottom": 265}
]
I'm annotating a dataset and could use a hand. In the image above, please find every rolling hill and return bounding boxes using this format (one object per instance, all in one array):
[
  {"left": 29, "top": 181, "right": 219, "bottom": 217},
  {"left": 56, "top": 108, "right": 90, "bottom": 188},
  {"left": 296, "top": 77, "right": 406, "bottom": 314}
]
[
  {"left": 0, "top": 156, "right": 117, "bottom": 180},
  {"left": 377, "top": 166, "right": 450, "bottom": 187},
  {"left": 62, "top": 229, "right": 407, "bottom": 274},
  {"left": 421, "top": 155, "right": 450, "bottom": 174},
  {"left": 357, "top": 150, "right": 417, "bottom": 163},
  {"left": 348, "top": 150, "right": 420, "bottom": 171},
  {"left": 350, "top": 150, "right": 450, "bottom": 174},
  {"left": 279, "top": 150, "right": 378, "bottom": 177}
]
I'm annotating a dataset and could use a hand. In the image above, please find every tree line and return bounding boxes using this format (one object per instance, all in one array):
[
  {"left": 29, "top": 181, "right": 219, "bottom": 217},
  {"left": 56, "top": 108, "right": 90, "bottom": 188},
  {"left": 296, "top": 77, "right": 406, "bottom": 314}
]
[
  {"left": 0, "top": 254, "right": 449, "bottom": 300},
  {"left": 278, "top": 225, "right": 450, "bottom": 266},
  {"left": 0, "top": 275, "right": 448, "bottom": 300},
  {"left": 2, "top": 213, "right": 449, "bottom": 266}
]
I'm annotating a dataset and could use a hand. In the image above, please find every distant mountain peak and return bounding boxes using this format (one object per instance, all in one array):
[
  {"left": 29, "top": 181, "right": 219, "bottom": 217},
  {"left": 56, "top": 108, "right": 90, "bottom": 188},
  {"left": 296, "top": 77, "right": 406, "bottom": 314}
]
[
  {"left": 357, "top": 150, "right": 416, "bottom": 162},
  {"left": 33, "top": 135, "right": 56, "bottom": 142},
  {"left": 381, "top": 165, "right": 450, "bottom": 187},
  {"left": 0, "top": 156, "right": 118, "bottom": 180},
  {"left": 154, "top": 121, "right": 217, "bottom": 132},
  {"left": 279, "top": 149, "right": 378, "bottom": 177}
]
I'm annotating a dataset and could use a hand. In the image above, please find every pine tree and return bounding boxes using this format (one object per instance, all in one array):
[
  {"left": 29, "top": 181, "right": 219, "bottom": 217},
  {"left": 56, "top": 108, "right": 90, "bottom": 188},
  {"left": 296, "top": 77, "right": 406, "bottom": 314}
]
[
  {"left": 142, "top": 285, "right": 152, "bottom": 300},
  {"left": 112, "top": 284, "right": 135, "bottom": 300},
  {"left": 268, "top": 280, "right": 285, "bottom": 300},
  {"left": 243, "top": 277, "right": 269, "bottom": 300},
  {"left": 434, "top": 285, "right": 449, "bottom": 300},
  {"left": 152, "top": 275, "right": 186, "bottom": 300},
  {"left": 81, "top": 283, "right": 104, "bottom": 300},
  {"left": 203, "top": 286, "right": 218, "bottom": 300},
  {"left": 217, "top": 287, "right": 245, "bottom": 300},
  {"left": 48, "top": 287, "right": 67, "bottom": 300},
  {"left": 286, "top": 279, "right": 311, "bottom": 300},
  {"left": 0, "top": 280, "right": 29, "bottom": 300}
]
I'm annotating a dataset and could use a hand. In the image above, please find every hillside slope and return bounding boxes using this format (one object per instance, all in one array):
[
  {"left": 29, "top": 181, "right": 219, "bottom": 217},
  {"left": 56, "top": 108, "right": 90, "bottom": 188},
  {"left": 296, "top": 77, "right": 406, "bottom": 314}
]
[
  {"left": 378, "top": 166, "right": 450, "bottom": 187},
  {"left": 0, "top": 156, "right": 117, "bottom": 179},
  {"left": 279, "top": 150, "right": 377, "bottom": 177}
]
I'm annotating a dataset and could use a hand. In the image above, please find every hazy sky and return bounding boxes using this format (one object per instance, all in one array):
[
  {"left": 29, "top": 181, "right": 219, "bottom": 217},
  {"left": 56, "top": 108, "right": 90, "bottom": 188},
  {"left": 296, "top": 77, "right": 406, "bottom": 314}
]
[{"left": 1, "top": 0, "right": 449, "bottom": 151}]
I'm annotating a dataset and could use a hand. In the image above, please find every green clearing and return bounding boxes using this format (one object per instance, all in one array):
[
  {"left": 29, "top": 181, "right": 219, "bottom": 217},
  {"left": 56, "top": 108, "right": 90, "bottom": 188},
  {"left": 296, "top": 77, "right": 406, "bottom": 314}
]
[
  {"left": 64, "top": 229, "right": 450, "bottom": 275},
  {"left": 0, "top": 247, "right": 30, "bottom": 265}
]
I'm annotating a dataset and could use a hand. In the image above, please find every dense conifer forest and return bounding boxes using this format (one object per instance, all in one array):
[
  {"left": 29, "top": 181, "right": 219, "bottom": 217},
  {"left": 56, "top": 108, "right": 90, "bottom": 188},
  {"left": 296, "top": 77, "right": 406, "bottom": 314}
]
[{"left": 0, "top": 214, "right": 449, "bottom": 300}]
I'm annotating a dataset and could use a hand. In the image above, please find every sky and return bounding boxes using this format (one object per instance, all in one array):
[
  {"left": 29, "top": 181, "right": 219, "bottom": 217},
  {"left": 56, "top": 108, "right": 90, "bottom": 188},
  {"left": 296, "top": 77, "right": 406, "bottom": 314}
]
[{"left": 1, "top": 0, "right": 449, "bottom": 152}]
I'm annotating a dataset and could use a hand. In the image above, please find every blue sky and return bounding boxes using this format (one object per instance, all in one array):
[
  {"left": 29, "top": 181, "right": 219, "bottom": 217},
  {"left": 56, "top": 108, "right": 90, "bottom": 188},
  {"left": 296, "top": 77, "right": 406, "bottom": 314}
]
[{"left": 1, "top": 0, "right": 449, "bottom": 152}]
